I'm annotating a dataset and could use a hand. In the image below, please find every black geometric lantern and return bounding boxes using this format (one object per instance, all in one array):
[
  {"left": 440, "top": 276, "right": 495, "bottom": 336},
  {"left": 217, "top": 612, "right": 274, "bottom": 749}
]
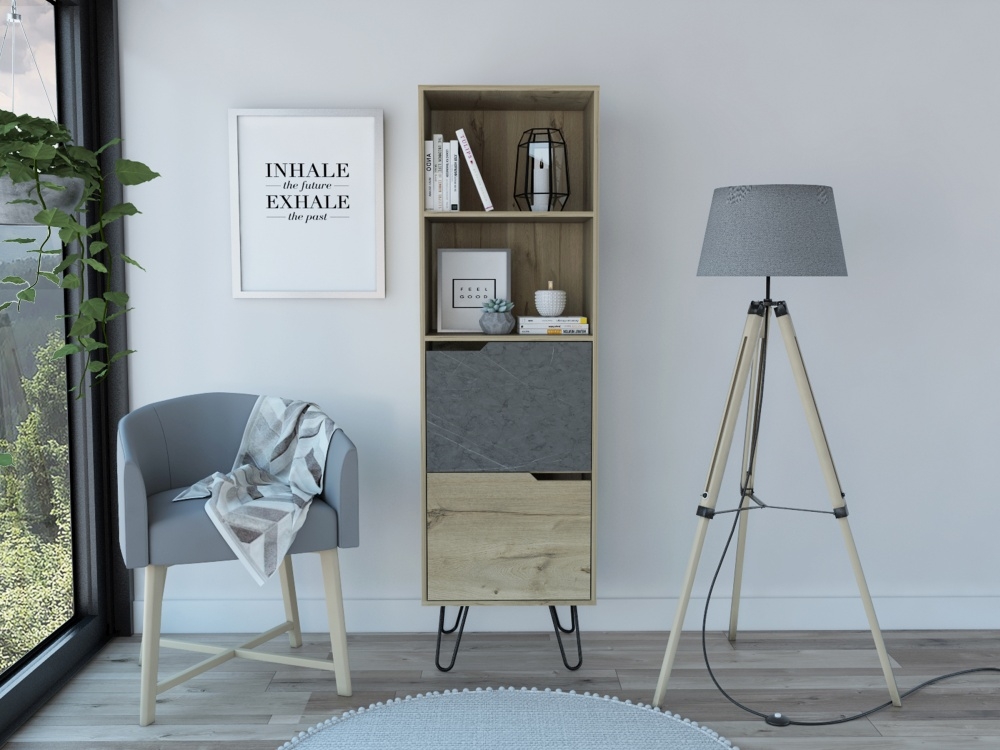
[{"left": 513, "top": 128, "right": 569, "bottom": 211}]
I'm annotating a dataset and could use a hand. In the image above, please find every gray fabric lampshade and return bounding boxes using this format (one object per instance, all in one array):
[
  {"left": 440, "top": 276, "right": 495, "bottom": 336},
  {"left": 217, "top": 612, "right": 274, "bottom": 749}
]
[{"left": 698, "top": 185, "right": 847, "bottom": 277}]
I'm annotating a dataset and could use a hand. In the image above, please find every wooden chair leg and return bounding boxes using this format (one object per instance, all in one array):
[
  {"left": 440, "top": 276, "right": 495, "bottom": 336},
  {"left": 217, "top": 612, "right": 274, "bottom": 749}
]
[
  {"left": 319, "top": 548, "right": 352, "bottom": 696},
  {"left": 278, "top": 556, "right": 303, "bottom": 648},
  {"left": 139, "top": 564, "right": 167, "bottom": 726}
]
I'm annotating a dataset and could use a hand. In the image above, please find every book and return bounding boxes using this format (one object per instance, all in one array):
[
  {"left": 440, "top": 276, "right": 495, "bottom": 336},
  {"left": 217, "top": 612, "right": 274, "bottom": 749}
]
[
  {"left": 450, "top": 139, "right": 460, "bottom": 210},
  {"left": 442, "top": 140, "right": 452, "bottom": 212},
  {"left": 455, "top": 128, "right": 493, "bottom": 211},
  {"left": 518, "top": 316, "right": 588, "bottom": 326},
  {"left": 424, "top": 140, "right": 434, "bottom": 210},
  {"left": 433, "top": 134, "right": 444, "bottom": 211},
  {"left": 518, "top": 326, "right": 590, "bottom": 335}
]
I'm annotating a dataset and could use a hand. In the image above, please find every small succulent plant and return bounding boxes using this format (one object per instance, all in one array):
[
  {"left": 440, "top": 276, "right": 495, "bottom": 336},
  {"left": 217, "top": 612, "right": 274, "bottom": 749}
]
[{"left": 481, "top": 298, "right": 514, "bottom": 313}]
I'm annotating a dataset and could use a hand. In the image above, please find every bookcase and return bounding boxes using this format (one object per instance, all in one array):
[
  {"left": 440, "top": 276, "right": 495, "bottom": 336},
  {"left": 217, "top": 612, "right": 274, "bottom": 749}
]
[{"left": 419, "top": 85, "right": 599, "bottom": 663}]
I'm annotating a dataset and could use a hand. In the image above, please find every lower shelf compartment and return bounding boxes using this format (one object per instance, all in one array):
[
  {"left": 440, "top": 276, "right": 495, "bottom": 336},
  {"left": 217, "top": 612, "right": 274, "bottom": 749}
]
[{"left": 425, "top": 472, "right": 593, "bottom": 603}]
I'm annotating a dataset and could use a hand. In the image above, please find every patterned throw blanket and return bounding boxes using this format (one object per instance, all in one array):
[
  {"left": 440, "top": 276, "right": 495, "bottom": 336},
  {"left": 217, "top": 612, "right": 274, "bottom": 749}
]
[{"left": 174, "top": 396, "right": 337, "bottom": 585}]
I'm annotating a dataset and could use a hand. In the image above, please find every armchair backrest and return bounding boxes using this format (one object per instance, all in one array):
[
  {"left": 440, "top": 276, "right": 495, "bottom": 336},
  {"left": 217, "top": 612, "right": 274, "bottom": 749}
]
[{"left": 119, "top": 392, "right": 257, "bottom": 495}]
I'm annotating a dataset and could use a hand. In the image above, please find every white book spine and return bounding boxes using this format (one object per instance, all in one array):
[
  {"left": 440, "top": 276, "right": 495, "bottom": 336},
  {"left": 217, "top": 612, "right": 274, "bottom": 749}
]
[
  {"left": 424, "top": 140, "right": 434, "bottom": 210},
  {"left": 433, "top": 134, "right": 444, "bottom": 211},
  {"left": 442, "top": 141, "right": 452, "bottom": 212},
  {"left": 518, "top": 316, "right": 588, "bottom": 325},
  {"left": 450, "top": 140, "right": 460, "bottom": 210},
  {"left": 455, "top": 127, "right": 494, "bottom": 212}
]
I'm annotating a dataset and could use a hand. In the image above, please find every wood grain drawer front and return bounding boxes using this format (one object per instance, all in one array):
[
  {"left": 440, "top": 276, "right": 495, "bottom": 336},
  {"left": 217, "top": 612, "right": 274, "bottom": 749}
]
[{"left": 426, "top": 473, "right": 592, "bottom": 604}]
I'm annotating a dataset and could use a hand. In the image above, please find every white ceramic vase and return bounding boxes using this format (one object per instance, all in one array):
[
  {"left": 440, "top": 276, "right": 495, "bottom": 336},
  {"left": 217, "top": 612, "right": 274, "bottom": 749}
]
[{"left": 534, "top": 289, "right": 567, "bottom": 317}]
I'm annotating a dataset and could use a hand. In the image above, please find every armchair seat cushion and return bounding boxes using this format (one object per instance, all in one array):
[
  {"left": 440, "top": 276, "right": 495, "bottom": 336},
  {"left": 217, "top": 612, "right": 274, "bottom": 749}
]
[{"left": 147, "top": 488, "right": 339, "bottom": 567}]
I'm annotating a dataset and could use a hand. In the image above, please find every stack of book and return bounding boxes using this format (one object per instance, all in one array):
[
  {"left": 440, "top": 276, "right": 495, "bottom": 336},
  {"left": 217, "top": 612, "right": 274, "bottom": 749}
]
[
  {"left": 424, "top": 129, "right": 494, "bottom": 212},
  {"left": 425, "top": 134, "right": 460, "bottom": 211},
  {"left": 518, "top": 316, "right": 589, "bottom": 335}
]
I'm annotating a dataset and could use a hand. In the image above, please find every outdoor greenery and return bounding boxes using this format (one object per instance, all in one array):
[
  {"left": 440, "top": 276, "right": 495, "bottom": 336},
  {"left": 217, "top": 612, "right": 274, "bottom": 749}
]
[{"left": 0, "top": 332, "right": 73, "bottom": 674}]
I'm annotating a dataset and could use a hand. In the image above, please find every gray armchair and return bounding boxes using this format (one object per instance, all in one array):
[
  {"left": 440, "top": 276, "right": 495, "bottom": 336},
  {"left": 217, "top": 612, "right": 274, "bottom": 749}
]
[{"left": 117, "top": 392, "right": 357, "bottom": 726}]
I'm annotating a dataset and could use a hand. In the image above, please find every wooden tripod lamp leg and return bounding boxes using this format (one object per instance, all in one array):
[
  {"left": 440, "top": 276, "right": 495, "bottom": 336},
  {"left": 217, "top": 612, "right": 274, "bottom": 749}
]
[
  {"left": 729, "top": 330, "right": 766, "bottom": 642},
  {"left": 653, "top": 304, "right": 766, "bottom": 708},
  {"left": 773, "top": 303, "right": 901, "bottom": 707}
]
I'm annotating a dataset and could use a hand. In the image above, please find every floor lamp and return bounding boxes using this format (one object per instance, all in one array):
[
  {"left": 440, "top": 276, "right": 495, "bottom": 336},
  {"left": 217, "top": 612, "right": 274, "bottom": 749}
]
[{"left": 651, "top": 185, "right": 902, "bottom": 717}]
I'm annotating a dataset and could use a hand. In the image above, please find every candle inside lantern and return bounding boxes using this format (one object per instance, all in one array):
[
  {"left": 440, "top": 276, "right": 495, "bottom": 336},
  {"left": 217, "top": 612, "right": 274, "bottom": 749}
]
[{"left": 529, "top": 142, "right": 551, "bottom": 211}]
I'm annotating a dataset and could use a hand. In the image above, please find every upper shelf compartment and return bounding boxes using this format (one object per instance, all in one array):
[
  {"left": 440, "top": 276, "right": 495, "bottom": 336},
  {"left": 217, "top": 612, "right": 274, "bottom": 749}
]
[{"left": 419, "top": 86, "right": 599, "bottom": 214}]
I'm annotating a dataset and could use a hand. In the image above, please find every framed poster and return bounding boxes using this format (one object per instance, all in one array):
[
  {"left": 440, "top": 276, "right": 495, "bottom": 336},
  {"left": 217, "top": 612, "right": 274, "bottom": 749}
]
[
  {"left": 437, "top": 248, "right": 511, "bottom": 332},
  {"left": 230, "top": 108, "right": 385, "bottom": 298}
]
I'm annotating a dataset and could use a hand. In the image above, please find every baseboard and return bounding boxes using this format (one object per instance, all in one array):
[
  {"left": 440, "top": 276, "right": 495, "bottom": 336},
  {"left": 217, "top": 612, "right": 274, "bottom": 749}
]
[{"left": 137, "top": 595, "right": 1000, "bottom": 633}]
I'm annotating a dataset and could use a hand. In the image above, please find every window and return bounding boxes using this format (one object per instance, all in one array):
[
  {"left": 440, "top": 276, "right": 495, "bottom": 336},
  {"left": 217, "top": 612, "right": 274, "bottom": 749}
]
[
  {"left": 0, "top": 0, "right": 130, "bottom": 740},
  {"left": 0, "top": 0, "right": 75, "bottom": 681}
]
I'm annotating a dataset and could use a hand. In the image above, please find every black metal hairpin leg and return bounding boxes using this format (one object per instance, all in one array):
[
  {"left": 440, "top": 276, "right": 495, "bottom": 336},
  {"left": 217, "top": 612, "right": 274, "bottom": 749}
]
[
  {"left": 435, "top": 606, "right": 469, "bottom": 672},
  {"left": 549, "top": 606, "right": 583, "bottom": 670}
]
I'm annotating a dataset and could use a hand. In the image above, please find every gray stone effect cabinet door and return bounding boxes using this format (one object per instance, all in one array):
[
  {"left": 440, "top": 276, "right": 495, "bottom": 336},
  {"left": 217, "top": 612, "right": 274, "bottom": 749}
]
[{"left": 426, "top": 341, "right": 592, "bottom": 473}]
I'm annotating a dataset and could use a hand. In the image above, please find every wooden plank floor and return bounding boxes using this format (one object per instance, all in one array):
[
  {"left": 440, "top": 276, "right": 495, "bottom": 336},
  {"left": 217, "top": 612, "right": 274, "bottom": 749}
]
[{"left": 6, "top": 629, "right": 1000, "bottom": 749}]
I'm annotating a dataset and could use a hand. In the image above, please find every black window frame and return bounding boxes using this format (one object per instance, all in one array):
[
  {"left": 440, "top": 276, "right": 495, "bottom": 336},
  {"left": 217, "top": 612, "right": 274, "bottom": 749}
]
[{"left": 0, "top": 0, "right": 131, "bottom": 740}]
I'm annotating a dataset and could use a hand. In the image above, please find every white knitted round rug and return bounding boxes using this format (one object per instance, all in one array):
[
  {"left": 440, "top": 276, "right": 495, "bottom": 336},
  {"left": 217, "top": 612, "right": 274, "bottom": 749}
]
[{"left": 277, "top": 687, "right": 739, "bottom": 750}]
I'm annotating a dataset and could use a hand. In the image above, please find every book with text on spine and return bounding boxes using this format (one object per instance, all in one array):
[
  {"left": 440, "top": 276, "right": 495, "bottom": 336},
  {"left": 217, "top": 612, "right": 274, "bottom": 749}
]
[
  {"left": 455, "top": 127, "right": 494, "bottom": 211},
  {"left": 518, "top": 326, "right": 590, "bottom": 335},
  {"left": 450, "top": 140, "right": 460, "bottom": 210},
  {"left": 518, "top": 316, "right": 588, "bottom": 326},
  {"left": 433, "top": 133, "right": 444, "bottom": 211},
  {"left": 424, "top": 140, "right": 433, "bottom": 210}
]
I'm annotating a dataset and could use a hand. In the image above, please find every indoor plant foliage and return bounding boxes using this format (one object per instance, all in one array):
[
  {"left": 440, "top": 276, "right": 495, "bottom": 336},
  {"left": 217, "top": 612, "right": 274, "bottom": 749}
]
[
  {"left": 0, "top": 109, "right": 159, "bottom": 394},
  {"left": 479, "top": 297, "right": 515, "bottom": 334}
]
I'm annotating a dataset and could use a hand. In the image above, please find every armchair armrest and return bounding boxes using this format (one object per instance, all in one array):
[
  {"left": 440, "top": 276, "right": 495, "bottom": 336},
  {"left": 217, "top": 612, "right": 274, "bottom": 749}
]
[{"left": 320, "top": 429, "right": 359, "bottom": 548}]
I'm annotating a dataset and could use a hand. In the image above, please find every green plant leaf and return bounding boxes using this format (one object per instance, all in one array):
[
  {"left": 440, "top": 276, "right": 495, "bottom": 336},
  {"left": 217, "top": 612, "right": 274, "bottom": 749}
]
[
  {"left": 94, "top": 138, "right": 122, "bottom": 155},
  {"left": 5, "top": 197, "right": 39, "bottom": 205},
  {"left": 38, "top": 271, "right": 60, "bottom": 284},
  {"left": 99, "top": 202, "right": 140, "bottom": 224},
  {"left": 34, "top": 206, "right": 75, "bottom": 227},
  {"left": 78, "top": 336, "right": 107, "bottom": 352},
  {"left": 115, "top": 159, "right": 160, "bottom": 185},
  {"left": 81, "top": 257, "right": 108, "bottom": 273},
  {"left": 79, "top": 297, "right": 107, "bottom": 319},
  {"left": 4, "top": 236, "right": 39, "bottom": 244},
  {"left": 89, "top": 240, "right": 109, "bottom": 255},
  {"left": 103, "top": 291, "right": 129, "bottom": 307},
  {"left": 53, "top": 343, "right": 80, "bottom": 358},
  {"left": 60, "top": 273, "right": 80, "bottom": 289},
  {"left": 69, "top": 315, "right": 96, "bottom": 337},
  {"left": 0, "top": 452, "right": 12, "bottom": 467},
  {"left": 87, "top": 360, "right": 107, "bottom": 374},
  {"left": 58, "top": 226, "right": 83, "bottom": 245},
  {"left": 16, "top": 287, "right": 35, "bottom": 302},
  {"left": 121, "top": 254, "right": 146, "bottom": 271},
  {"left": 0, "top": 300, "right": 12, "bottom": 312},
  {"left": 2, "top": 275, "right": 26, "bottom": 284},
  {"left": 5, "top": 160, "right": 37, "bottom": 183},
  {"left": 109, "top": 349, "right": 136, "bottom": 364},
  {"left": 54, "top": 253, "right": 81, "bottom": 273},
  {"left": 16, "top": 141, "right": 58, "bottom": 162}
]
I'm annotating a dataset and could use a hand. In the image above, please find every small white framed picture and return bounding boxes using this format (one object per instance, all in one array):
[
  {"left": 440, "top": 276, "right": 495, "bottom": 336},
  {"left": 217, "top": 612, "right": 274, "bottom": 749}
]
[{"left": 437, "top": 248, "right": 511, "bottom": 332}]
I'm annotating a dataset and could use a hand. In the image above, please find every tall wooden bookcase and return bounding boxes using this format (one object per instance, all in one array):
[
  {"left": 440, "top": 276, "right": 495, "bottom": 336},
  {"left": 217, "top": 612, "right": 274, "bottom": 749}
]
[{"left": 419, "top": 86, "right": 599, "bottom": 662}]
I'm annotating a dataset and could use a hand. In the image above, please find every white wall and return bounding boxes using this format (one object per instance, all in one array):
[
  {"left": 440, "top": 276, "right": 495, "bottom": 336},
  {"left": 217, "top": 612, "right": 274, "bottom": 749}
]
[{"left": 118, "top": 0, "right": 1000, "bottom": 634}]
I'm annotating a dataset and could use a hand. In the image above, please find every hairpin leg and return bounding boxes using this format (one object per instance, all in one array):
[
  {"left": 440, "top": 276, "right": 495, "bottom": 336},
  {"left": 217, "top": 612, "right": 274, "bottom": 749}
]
[
  {"left": 434, "top": 606, "right": 469, "bottom": 672},
  {"left": 549, "top": 606, "right": 582, "bottom": 671}
]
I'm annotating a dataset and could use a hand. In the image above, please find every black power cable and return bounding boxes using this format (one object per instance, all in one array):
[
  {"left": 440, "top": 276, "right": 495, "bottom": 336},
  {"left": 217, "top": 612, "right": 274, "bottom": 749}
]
[{"left": 700, "top": 503, "right": 1000, "bottom": 726}]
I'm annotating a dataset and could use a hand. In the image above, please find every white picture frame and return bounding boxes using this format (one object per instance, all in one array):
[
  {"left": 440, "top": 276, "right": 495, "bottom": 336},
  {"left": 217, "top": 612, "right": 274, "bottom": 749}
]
[
  {"left": 229, "top": 108, "right": 385, "bottom": 298},
  {"left": 436, "top": 248, "right": 511, "bottom": 332}
]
